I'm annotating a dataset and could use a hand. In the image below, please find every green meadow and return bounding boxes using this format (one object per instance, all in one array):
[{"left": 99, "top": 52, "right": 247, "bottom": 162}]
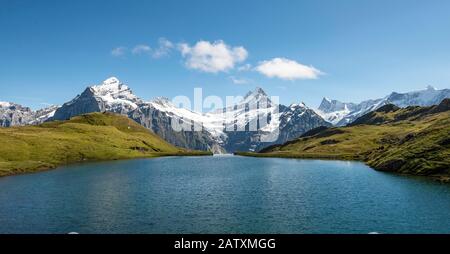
[{"left": 0, "top": 112, "right": 210, "bottom": 177}]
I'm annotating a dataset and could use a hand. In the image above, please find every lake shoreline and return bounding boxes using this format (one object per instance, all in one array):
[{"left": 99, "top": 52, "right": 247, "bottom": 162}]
[
  {"left": 0, "top": 151, "right": 212, "bottom": 178},
  {"left": 235, "top": 152, "right": 450, "bottom": 183},
  {"left": 4, "top": 151, "right": 448, "bottom": 183}
]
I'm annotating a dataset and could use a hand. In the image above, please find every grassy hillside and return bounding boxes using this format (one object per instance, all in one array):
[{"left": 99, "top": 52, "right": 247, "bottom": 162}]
[
  {"left": 238, "top": 99, "right": 450, "bottom": 181},
  {"left": 0, "top": 112, "right": 210, "bottom": 177}
]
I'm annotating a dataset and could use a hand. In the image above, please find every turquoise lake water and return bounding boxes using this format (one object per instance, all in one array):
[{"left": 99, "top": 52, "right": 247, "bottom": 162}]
[{"left": 0, "top": 156, "right": 449, "bottom": 234}]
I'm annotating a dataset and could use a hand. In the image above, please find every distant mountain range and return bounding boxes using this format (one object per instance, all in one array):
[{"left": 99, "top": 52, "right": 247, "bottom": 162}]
[
  {"left": 314, "top": 85, "right": 450, "bottom": 126},
  {"left": 0, "top": 102, "right": 58, "bottom": 127},
  {"left": 1, "top": 77, "right": 328, "bottom": 153},
  {"left": 1, "top": 78, "right": 449, "bottom": 152}
]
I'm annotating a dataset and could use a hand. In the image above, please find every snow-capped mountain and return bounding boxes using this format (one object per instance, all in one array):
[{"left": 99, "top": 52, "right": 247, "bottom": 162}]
[
  {"left": 208, "top": 87, "right": 331, "bottom": 152},
  {"left": 315, "top": 86, "right": 450, "bottom": 126},
  {"left": 276, "top": 102, "right": 332, "bottom": 147},
  {"left": 5, "top": 77, "right": 448, "bottom": 152},
  {"left": 29, "top": 105, "right": 60, "bottom": 125},
  {"left": 314, "top": 98, "right": 357, "bottom": 125},
  {"left": 90, "top": 77, "right": 141, "bottom": 111},
  {"left": 130, "top": 97, "right": 227, "bottom": 153},
  {"left": 386, "top": 85, "right": 450, "bottom": 107},
  {"left": 0, "top": 102, "right": 58, "bottom": 127},
  {"left": 46, "top": 77, "right": 330, "bottom": 152},
  {"left": 51, "top": 77, "right": 142, "bottom": 121},
  {"left": 216, "top": 87, "right": 279, "bottom": 152},
  {"left": 48, "top": 77, "right": 226, "bottom": 152},
  {"left": 131, "top": 86, "right": 330, "bottom": 152}
]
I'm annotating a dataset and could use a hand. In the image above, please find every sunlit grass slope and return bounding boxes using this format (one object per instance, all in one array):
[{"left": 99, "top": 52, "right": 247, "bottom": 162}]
[{"left": 0, "top": 112, "right": 210, "bottom": 176}]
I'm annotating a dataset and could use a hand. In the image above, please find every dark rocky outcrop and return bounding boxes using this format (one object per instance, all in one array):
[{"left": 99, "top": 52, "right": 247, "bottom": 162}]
[{"left": 51, "top": 88, "right": 102, "bottom": 121}]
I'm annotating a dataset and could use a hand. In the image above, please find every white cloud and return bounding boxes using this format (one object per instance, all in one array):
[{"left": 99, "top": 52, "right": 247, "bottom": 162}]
[
  {"left": 111, "top": 47, "right": 127, "bottom": 57},
  {"left": 237, "top": 63, "right": 252, "bottom": 72},
  {"left": 152, "top": 37, "right": 174, "bottom": 58},
  {"left": 132, "top": 44, "right": 151, "bottom": 55},
  {"left": 129, "top": 38, "right": 174, "bottom": 58},
  {"left": 230, "top": 76, "right": 251, "bottom": 85},
  {"left": 178, "top": 40, "right": 248, "bottom": 73},
  {"left": 255, "top": 58, "right": 322, "bottom": 80}
]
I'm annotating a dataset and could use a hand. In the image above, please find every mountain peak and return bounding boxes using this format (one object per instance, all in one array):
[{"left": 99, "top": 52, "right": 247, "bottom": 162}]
[
  {"left": 322, "top": 97, "right": 331, "bottom": 103},
  {"left": 240, "top": 87, "right": 273, "bottom": 108},
  {"left": 103, "top": 77, "right": 120, "bottom": 86},
  {"left": 290, "top": 102, "right": 306, "bottom": 109},
  {"left": 426, "top": 85, "right": 436, "bottom": 91},
  {"left": 318, "top": 97, "right": 334, "bottom": 112},
  {"left": 245, "top": 87, "right": 267, "bottom": 99},
  {"left": 90, "top": 77, "right": 135, "bottom": 98},
  {"left": 92, "top": 77, "right": 123, "bottom": 91},
  {"left": 254, "top": 87, "right": 266, "bottom": 95}
]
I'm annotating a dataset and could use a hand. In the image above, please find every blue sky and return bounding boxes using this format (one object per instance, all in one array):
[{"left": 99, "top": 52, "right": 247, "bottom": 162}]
[{"left": 1, "top": 0, "right": 450, "bottom": 109}]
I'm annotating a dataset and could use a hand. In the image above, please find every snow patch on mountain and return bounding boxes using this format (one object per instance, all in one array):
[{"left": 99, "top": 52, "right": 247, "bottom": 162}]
[
  {"left": 0, "top": 102, "right": 11, "bottom": 108},
  {"left": 28, "top": 105, "right": 59, "bottom": 125},
  {"left": 314, "top": 97, "right": 356, "bottom": 125},
  {"left": 148, "top": 97, "right": 226, "bottom": 140},
  {"left": 314, "top": 108, "right": 351, "bottom": 125},
  {"left": 386, "top": 85, "right": 450, "bottom": 107},
  {"left": 317, "top": 86, "right": 450, "bottom": 126},
  {"left": 90, "top": 77, "right": 141, "bottom": 110},
  {"left": 0, "top": 102, "right": 59, "bottom": 127}
]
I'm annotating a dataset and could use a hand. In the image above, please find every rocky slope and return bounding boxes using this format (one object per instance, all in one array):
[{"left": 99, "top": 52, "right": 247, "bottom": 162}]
[
  {"left": 129, "top": 97, "right": 226, "bottom": 153},
  {"left": 0, "top": 102, "right": 58, "bottom": 127}
]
